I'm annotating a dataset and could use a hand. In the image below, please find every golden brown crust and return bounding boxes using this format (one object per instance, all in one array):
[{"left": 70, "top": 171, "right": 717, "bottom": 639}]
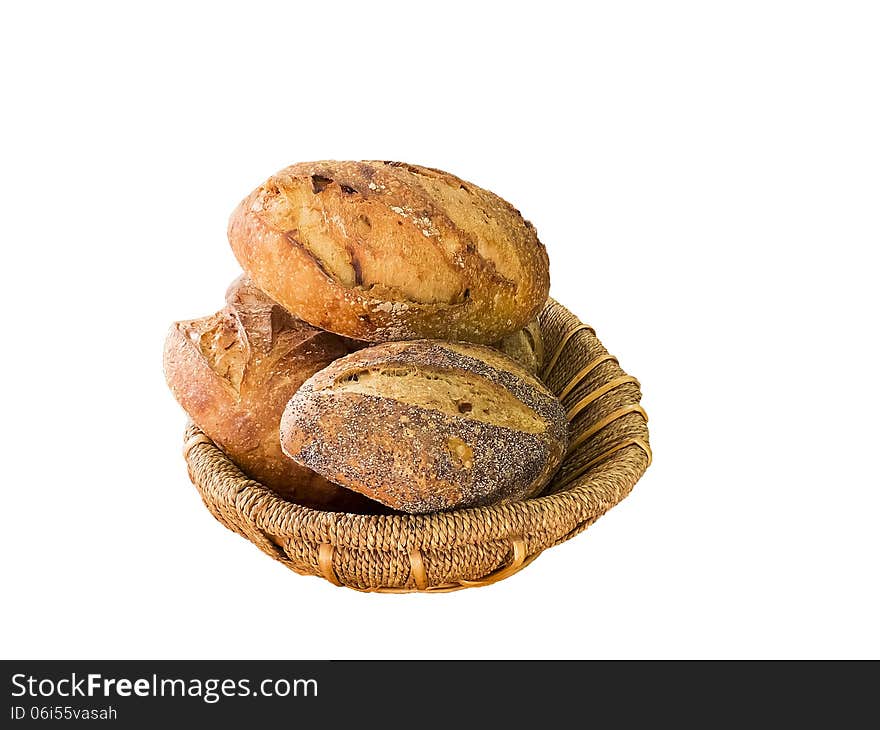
[
  {"left": 494, "top": 317, "right": 544, "bottom": 374},
  {"left": 228, "top": 161, "right": 550, "bottom": 344},
  {"left": 343, "top": 317, "right": 545, "bottom": 374},
  {"left": 280, "top": 340, "right": 568, "bottom": 514},
  {"left": 163, "top": 277, "right": 378, "bottom": 512}
]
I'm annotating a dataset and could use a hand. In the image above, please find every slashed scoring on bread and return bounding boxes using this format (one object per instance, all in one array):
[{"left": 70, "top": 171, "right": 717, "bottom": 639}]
[
  {"left": 228, "top": 161, "right": 550, "bottom": 344},
  {"left": 280, "top": 340, "right": 568, "bottom": 514}
]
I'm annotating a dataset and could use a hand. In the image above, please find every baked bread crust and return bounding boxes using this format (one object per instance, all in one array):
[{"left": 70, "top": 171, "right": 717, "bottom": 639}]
[
  {"left": 495, "top": 317, "right": 544, "bottom": 374},
  {"left": 343, "top": 316, "right": 544, "bottom": 374},
  {"left": 280, "top": 340, "right": 568, "bottom": 514},
  {"left": 163, "top": 277, "right": 376, "bottom": 512},
  {"left": 228, "top": 161, "right": 550, "bottom": 344}
]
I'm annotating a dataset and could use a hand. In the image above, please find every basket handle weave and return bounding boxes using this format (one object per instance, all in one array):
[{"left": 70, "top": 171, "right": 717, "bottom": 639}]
[{"left": 318, "top": 538, "right": 536, "bottom": 593}]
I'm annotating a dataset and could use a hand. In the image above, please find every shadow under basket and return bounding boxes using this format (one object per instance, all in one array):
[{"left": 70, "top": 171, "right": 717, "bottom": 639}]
[{"left": 182, "top": 299, "right": 652, "bottom": 592}]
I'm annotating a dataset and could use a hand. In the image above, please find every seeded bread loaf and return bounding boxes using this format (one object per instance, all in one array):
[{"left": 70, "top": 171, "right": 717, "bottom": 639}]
[
  {"left": 228, "top": 160, "right": 550, "bottom": 344},
  {"left": 163, "top": 277, "right": 377, "bottom": 512},
  {"left": 280, "top": 340, "right": 568, "bottom": 514}
]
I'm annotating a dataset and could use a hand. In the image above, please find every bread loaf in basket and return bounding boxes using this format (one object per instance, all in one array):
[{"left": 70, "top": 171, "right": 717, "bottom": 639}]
[{"left": 182, "top": 299, "right": 650, "bottom": 592}]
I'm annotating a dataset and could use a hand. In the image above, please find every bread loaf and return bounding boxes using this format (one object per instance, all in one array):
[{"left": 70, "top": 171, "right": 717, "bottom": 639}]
[
  {"left": 163, "top": 276, "right": 377, "bottom": 512},
  {"left": 495, "top": 317, "right": 544, "bottom": 375},
  {"left": 343, "top": 317, "right": 545, "bottom": 374},
  {"left": 280, "top": 340, "right": 568, "bottom": 514},
  {"left": 228, "top": 160, "right": 550, "bottom": 344}
]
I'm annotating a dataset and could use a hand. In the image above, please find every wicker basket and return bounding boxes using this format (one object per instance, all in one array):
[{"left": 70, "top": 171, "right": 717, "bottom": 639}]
[{"left": 182, "top": 299, "right": 651, "bottom": 592}]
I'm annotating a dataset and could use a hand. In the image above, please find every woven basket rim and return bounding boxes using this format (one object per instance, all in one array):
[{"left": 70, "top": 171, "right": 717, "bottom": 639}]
[
  {"left": 186, "top": 427, "right": 644, "bottom": 549},
  {"left": 183, "top": 298, "right": 651, "bottom": 554}
]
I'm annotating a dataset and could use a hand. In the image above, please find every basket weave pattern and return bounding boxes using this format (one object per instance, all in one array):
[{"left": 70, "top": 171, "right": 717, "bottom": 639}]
[{"left": 182, "top": 299, "right": 651, "bottom": 592}]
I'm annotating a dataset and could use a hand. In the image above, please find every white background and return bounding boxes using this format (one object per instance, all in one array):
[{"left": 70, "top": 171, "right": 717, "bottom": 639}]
[{"left": 2, "top": 1, "right": 878, "bottom": 660}]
